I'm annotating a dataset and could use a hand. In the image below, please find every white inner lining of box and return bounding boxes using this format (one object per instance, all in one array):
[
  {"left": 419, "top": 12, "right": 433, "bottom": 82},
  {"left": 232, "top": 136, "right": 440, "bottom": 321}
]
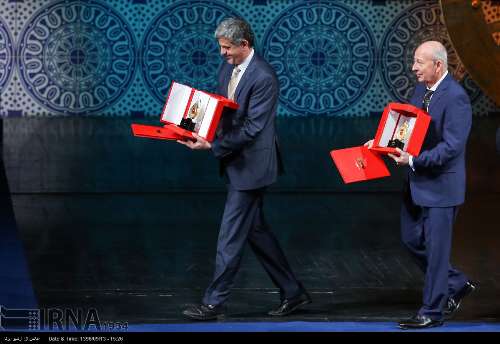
[
  {"left": 199, "top": 97, "right": 218, "bottom": 137},
  {"left": 161, "top": 82, "right": 192, "bottom": 124},
  {"left": 188, "top": 90, "right": 211, "bottom": 133},
  {"left": 379, "top": 110, "right": 417, "bottom": 150}
]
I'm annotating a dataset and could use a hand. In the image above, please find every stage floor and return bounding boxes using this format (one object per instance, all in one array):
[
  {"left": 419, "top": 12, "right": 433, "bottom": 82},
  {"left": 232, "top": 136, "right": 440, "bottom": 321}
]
[{"left": 8, "top": 192, "right": 500, "bottom": 326}]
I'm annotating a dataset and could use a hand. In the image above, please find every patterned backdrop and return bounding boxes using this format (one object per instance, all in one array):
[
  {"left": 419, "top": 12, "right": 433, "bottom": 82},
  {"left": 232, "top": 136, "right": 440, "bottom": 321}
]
[{"left": 0, "top": 0, "right": 498, "bottom": 117}]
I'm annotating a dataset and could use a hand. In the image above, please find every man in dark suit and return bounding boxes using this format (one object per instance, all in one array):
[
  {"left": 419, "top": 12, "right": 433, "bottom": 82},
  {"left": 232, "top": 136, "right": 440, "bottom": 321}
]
[
  {"left": 178, "top": 17, "right": 310, "bottom": 321},
  {"left": 367, "top": 41, "right": 475, "bottom": 329}
]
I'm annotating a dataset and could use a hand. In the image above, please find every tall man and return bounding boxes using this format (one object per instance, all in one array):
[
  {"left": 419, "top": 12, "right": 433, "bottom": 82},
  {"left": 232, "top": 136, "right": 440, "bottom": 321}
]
[
  {"left": 178, "top": 17, "right": 310, "bottom": 321},
  {"left": 366, "top": 41, "right": 475, "bottom": 329}
]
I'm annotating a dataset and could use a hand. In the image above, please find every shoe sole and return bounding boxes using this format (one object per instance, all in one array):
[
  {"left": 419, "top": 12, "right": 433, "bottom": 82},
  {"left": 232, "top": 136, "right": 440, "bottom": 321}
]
[
  {"left": 398, "top": 321, "right": 444, "bottom": 330},
  {"left": 268, "top": 299, "right": 312, "bottom": 317},
  {"left": 182, "top": 311, "right": 224, "bottom": 321},
  {"left": 444, "top": 284, "right": 477, "bottom": 320}
]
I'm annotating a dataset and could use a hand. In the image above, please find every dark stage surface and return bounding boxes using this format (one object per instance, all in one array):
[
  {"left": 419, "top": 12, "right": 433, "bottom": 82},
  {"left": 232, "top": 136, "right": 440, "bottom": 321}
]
[
  {"left": 11, "top": 193, "right": 500, "bottom": 325},
  {"left": 2, "top": 117, "right": 499, "bottom": 328}
]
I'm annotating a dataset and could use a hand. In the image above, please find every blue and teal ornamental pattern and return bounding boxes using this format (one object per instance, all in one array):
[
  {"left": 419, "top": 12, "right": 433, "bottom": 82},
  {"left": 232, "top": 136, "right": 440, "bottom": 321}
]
[
  {"left": 1, "top": 0, "right": 497, "bottom": 116},
  {"left": 379, "top": 1, "right": 481, "bottom": 103},
  {"left": 141, "top": 1, "right": 241, "bottom": 103},
  {"left": 18, "top": 0, "right": 136, "bottom": 115},
  {"left": 0, "top": 15, "right": 13, "bottom": 92},
  {"left": 263, "top": 1, "right": 376, "bottom": 115}
]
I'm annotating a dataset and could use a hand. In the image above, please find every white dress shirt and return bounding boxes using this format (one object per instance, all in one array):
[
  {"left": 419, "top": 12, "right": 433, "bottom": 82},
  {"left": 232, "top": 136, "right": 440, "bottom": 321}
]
[{"left": 230, "top": 48, "right": 254, "bottom": 92}]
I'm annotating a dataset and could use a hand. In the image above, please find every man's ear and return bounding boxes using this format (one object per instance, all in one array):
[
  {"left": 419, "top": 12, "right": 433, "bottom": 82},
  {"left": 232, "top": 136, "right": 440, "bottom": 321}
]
[
  {"left": 435, "top": 59, "right": 444, "bottom": 73},
  {"left": 240, "top": 39, "right": 250, "bottom": 49}
]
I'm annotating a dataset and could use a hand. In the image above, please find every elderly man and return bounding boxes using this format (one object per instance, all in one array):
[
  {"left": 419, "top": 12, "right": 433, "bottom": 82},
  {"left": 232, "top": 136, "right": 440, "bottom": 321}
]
[
  {"left": 179, "top": 17, "right": 310, "bottom": 321},
  {"left": 367, "top": 41, "right": 475, "bottom": 329}
]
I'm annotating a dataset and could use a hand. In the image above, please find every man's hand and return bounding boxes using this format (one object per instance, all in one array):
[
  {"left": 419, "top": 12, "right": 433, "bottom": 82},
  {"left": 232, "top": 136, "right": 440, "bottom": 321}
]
[
  {"left": 177, "top": 133, "right": 211, "bottom": 150},
  {"left": 388, "top": 148, "right": 409, "bottom": 166},
  {"left": 364, "top": 139, "right": 374, "bottom": 149}
]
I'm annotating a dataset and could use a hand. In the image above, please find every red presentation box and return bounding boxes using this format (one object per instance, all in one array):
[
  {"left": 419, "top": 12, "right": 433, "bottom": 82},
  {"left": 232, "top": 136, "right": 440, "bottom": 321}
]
[
  {"left": 130, "top": 124, "right": 183, "bottom": 141},
  {"left": 330, "top": 146, "right": 390, "bottom": 184},
  {"left": 131, "top": 81, "right": 239, "bottom": 142},
  {"left": 330, "top": 102, "right": 431, "bottom": 184},
  {"left": 369, "top": 102, "right": 431, "bottom": 157}
]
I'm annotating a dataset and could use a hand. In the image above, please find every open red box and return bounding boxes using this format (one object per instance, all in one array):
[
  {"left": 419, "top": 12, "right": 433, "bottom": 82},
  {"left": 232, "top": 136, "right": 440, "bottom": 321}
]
[
  {"left": 369, "top": 102, "right": 430, "bottom": 157},
  {"left": 330, "top": 102, "right": 430, "bottom": 184},
  {"left": 330, "top": 146, "right": 390, "bottom": 184},
  {"left": 131, "top": 81, "right": 239, "bottom": 142}
]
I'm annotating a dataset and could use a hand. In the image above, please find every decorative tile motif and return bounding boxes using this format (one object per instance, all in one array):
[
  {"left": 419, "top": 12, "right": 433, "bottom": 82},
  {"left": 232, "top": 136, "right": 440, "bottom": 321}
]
[
  {"left": 262, "top": 1, "right": 376, "bottom": 115},
  {"left": 379, "top": 2, "right": 481, "bottom": 103},
  {"left": 0, "top": 0, "right": 497, "bottom": 117},
  {"left": 17, "top": 0, "right": 136, "bottom": 114},
  {"left": 140, "top": 0, "right": 241, "bottom": 104},
  {"left": 0, "top": 15, "right": 13, "bottom": 93}
]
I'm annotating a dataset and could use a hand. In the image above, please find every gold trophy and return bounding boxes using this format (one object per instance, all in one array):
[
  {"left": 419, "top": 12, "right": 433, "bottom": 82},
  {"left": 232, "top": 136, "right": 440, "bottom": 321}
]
[
  {"left": 188, "top": 100, "right": 201, "bottom": 120},
  {"left": 388, "top": 119, "right": 410, "bottom": 150},
  {"left": 180, "top": 99, "right": 202, "bottom": 131}
]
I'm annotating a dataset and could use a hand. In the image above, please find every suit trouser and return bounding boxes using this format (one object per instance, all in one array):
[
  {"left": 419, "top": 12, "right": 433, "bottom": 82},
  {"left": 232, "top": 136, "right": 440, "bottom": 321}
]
[
  {"left": 400, "top": 187, "right": 468, "bottom": 320},
  {"left": 203, "top": 185, "right": 303, "bottom": 306}
]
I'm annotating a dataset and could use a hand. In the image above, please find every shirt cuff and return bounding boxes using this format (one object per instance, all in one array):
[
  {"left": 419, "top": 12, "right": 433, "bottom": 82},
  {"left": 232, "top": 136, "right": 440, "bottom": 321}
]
[{"left": 409, "top": 155, "right": 415, "bottom": 171}]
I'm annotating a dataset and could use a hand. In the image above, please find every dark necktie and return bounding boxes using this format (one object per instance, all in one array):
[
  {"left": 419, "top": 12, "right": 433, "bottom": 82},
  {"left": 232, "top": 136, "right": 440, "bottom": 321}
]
[{"left": 422, "top": 89, "right": 434, "bottom": 112}]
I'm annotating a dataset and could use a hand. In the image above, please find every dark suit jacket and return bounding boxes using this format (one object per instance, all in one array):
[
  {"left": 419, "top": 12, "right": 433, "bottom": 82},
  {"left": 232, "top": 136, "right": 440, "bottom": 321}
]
[
  {"left": 408, "top": 73, "right": 472, "bottom": 207},
  {"left": 211, "top": 53, "right": 283, "bottom": 190}
]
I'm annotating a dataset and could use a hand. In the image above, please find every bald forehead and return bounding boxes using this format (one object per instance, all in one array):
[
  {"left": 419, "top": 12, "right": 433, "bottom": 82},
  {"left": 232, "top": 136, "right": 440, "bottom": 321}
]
[
  {"left": 415, "top": 41, "right": 445, "bottom": 57},
  {"left": 414, "top": 46, "right": 432, "bottom": 60}
]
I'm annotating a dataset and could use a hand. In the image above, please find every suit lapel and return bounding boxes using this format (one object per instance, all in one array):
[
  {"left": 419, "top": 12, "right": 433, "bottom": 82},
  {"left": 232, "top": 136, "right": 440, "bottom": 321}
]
[
  {"left": 427, "top": 74, "right": 451, "bottom": 113},
  {"left": 221, "top": 64, "right": 232, "bottom": 98},
  {"left": 233, "top": 54, "right": 257, "bottom": 101},
  {"left": 411, "top": 85, "right": 425, "bottom": 108}
]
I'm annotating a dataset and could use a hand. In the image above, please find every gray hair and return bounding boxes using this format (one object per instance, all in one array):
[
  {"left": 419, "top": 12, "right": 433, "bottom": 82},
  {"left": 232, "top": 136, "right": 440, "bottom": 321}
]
[
  {"left": 429, "top": 41, "right": 448, "bottom": 69},
  {"left": 214, "top": 18, "right": 254, "bottom": 47}
]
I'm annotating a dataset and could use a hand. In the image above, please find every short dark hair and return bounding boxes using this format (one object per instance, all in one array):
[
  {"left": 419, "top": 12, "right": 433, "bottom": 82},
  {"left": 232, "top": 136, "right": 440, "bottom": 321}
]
[{"left": 214, "top": 17, "right": 254, "bottom": 47}]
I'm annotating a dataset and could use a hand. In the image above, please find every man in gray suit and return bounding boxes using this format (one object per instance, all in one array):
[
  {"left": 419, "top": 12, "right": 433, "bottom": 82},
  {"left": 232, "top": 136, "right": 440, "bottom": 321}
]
[{"left": 179, "top": 17, "right": 310, "bottom": 320}]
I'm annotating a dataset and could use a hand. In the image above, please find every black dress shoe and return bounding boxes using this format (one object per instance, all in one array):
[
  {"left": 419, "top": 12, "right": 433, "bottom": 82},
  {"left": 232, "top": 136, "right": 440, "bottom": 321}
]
[
  {"left": 268, "top": 293, "right": 312, "bottom": 316},
  {"left": 444, "top": 280, "right": 476, "bottom": 318},
  {"left": 398, "top": 314, "right": 443, "bottom": 330},
  {"left": 182, "top": 303, "right": 224, "bottom": 321}
]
